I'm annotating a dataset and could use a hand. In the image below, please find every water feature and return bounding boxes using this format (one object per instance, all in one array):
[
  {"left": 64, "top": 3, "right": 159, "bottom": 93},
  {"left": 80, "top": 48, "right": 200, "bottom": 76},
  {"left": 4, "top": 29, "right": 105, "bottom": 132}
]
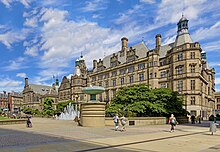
[{"left": 56, "top": 102, "right": 79, "bottom": 120}]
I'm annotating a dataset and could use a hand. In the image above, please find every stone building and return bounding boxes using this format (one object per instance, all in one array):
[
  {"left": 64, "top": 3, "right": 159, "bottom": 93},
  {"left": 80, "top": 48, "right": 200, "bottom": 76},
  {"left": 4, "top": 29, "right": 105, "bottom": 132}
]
[
  {"left": 215, "top": 92, "right": 220, "bottom": 110},
  {"left": 8, "top": 92, "right": 23, "bottom": 113},
  {"left": 89, "top": 16, "right": 215, "bottom": 118},
  {"left": 59, "top": 16, "right": 215, "bottom": 118},
  {"left": 0, "top": 91, "right": 8, "bottom": 110},
  {"left": 58, "top": 55, "right": 87, "bottom": 102},
  {"left": 22, "top": 77, "right": 59, "bottom": 110}
]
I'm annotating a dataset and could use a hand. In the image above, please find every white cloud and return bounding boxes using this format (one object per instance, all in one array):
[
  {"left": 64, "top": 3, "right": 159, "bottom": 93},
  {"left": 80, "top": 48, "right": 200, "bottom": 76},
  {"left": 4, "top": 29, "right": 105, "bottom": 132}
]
[
  {"left": 215, "top": 77, "right": 220, "bottom": 85},
  {"left": 24, "top": 17, "right": 37, "bottom": 27},
  {"left": 203, "top": 40, "right": 220, "bottom": 52},
  {"left": 0, "top": 0, "right": 31, "bottom": 8},
  {"left": 0, "top": 76, "right": 23, "bottom": 92},
  {"left": 16, "top": 73, "right": 27, "bottom": 78},
  {"left": 3, "top": 57, "right": 28, "bottom": 71},
  {"left": 192, "top": 21, "right": 220, "bottom": 42},
  {"left": 140, "top": 0, "right": 156, "bottom": 4},
  {"left": 81, "top": 0, "right": 107, "bottom": 12},
  {"left": 0, "top": 28, "right": 27, "bottom": 49},
  {"left": 156, "top": 0, "right": 207, "bottom": 24}
]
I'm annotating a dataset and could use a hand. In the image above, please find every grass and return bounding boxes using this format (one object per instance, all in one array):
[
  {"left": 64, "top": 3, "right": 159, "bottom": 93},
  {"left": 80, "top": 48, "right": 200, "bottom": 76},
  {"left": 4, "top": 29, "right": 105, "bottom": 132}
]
[{"left": 0, "top": 116, "right": 11, "bottom": 120}]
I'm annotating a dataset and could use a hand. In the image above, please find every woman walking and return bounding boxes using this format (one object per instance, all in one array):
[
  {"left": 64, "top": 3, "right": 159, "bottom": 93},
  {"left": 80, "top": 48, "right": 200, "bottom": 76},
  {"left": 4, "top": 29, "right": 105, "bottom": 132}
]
[
  {"left": 120, "top": 115, "right": 127, "bottom": 131},
  {"left": 168, "top": 114, "right": 177, "bottom": 132}
]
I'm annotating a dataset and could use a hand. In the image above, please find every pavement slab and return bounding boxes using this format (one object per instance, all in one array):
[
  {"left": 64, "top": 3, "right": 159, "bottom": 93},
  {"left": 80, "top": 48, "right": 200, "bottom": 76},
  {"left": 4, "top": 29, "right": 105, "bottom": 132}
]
[{"left": 0, "top": 118, "right": 219, "bottom": 152}]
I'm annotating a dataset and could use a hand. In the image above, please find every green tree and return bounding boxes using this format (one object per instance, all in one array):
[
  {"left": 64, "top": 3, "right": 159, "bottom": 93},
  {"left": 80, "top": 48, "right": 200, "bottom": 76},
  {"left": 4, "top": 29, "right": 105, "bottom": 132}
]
[
  {"left": 42, "top": 97, "right": 55, "bottom": 116},
  {"left": 106, "top": 84, "right": 186, "bottom": 117}
]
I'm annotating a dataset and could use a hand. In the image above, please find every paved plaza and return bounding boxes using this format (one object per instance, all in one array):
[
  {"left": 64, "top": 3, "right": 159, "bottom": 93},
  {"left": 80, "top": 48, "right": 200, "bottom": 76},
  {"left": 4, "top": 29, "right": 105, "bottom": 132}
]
[{"left": 0, "top": 118, "right": 220, "bottom": 152}]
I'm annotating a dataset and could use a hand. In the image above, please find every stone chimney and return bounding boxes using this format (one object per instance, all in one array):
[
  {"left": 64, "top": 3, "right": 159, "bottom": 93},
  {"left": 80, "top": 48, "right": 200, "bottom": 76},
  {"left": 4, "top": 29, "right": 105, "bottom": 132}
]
[
  {"left": 121, "top": 37, "right": 128, "bottom": 51},
  {"left": 25, "top": 77, "right": 28, "bottom": 86},
  {"left": 155, "top": 34, "right": 161, "bottom": 50},
  {"left": 93, "top": 60, "right": 97, "bottom": 69}
]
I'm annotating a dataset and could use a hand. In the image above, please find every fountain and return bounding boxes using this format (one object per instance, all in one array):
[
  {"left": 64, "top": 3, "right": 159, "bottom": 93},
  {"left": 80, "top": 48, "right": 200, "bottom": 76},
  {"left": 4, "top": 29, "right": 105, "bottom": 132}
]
[
  {"left": 80, "top": 86, "right": 105, "bottom": 127},
  {"left": 56, "top": 102, "right": 79, "bottom": 120}
]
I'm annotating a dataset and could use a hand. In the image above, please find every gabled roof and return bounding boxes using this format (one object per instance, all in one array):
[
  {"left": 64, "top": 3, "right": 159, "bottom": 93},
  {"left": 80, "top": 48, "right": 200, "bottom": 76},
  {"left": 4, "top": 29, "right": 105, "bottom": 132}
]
[
  {"left": 29, "top": 84, "right": 52, "bottom": 95},
  {"left": 101, "top": 42, "right": 149, "bottom": 69},
  {"left": 159, "top": 43, "right": 174, "bottom": 58}
]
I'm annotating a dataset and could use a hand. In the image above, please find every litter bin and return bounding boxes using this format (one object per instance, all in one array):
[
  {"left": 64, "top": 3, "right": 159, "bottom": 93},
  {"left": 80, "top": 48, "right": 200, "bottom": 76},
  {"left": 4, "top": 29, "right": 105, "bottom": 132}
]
[{"left": 210, "top": 122, "right": 219, "bottom": 135}]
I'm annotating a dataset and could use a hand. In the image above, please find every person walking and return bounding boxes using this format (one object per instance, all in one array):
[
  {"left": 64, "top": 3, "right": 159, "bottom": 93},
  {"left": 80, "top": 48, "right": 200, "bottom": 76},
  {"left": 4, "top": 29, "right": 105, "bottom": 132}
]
[
  {"left": 168, "top": 114, "right": 177, "bottom": 132},
  {"left": 191, "top": 115, "right": 195, "bottom": 124},
  {"left": 113, "top": 114, "right": 119, "bottom": 131},
  {"left": 26, "top": 117, "right": 32, "bottom": 128},
  {"left": 120, "top": 115, "right": 127, "bottom": 132}
]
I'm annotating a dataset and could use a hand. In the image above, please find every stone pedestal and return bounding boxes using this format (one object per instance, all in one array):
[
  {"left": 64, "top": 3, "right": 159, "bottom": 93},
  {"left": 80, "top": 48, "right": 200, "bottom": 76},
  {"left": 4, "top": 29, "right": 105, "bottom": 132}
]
[{"left": 80, "top": 102, "right": 105, "bottom": 127}]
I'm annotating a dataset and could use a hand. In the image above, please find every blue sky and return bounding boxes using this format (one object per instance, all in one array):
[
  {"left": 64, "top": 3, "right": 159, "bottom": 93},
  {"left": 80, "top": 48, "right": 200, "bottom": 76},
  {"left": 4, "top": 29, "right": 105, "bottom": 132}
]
[{"left": 0, "top": 0, "right": 220, "bottom": 92}]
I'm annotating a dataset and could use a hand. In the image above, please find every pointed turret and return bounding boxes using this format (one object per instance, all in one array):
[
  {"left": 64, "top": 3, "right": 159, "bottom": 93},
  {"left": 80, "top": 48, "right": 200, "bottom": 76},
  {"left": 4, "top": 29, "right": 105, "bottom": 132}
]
[{"left": 175, "top": 15, "right": 193, "bottom": 46}]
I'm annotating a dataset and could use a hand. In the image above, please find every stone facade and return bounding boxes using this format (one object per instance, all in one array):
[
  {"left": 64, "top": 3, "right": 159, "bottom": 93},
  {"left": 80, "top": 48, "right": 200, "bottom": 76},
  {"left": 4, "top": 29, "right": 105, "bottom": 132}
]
[
  {"left": 8, "top": 92, "right": 23, "bottom": 113},
  {"left": 0, "top": 91, "right": 8, "bottom": 110},
  {"left": 60, "top": 16, "right": 215, "bottom": 118},
  {"left": 22, "top": 78, "right": 59, "bottom": 110},
  {"left": 215, "top": 92, "right": 220, "bottom": 110},
  {"left": 58, "top": 56, "right": 88, "bottom": 102}
]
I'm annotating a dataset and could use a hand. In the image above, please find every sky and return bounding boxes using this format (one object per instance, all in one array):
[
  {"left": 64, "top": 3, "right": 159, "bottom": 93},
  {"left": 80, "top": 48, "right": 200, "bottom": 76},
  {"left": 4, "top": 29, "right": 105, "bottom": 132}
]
[{"left": 0, "top": 0, "right": 220, "bottom": 93}]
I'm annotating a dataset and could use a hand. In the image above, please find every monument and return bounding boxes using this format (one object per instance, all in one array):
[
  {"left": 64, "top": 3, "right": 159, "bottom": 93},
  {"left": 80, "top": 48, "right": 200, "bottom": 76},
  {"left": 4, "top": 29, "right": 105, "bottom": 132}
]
[{"left": 81, "top": 86, "right": 105, "bottom": 127}]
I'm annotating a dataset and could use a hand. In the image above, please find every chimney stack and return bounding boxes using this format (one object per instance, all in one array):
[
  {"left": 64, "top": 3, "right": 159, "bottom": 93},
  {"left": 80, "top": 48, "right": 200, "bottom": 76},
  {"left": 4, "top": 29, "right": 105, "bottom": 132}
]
[
  {"left": 93, "top": 60, "right": 97, "bottom": 69},
  {"left": 25, "top": 77, "right": 28, "bottom": 86},
  {"left": 155, "top": 34, "right": 161, "bottom": 50},
  {"left": 121, "top": 37, "right": 128, "bottom": 51}
]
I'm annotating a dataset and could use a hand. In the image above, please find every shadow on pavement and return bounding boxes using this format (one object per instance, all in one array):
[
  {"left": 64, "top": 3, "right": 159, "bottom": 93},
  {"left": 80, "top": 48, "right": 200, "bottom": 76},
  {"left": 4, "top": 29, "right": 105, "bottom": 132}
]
[{"left": 0, "top": 128, "right": 137, "bottom": 152}]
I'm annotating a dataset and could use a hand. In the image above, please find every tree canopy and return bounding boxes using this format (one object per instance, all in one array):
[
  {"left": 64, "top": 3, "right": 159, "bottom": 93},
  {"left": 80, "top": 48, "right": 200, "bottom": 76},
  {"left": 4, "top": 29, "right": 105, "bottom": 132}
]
[{"left": 106, "top": 84, "right": 187, "bottom": 117}]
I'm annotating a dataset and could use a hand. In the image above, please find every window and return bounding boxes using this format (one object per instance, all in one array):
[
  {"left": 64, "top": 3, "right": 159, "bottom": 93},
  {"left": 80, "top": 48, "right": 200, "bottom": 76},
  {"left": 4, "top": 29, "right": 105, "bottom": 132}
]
[
  {"left": 111, "top": 62, "right": 117, "bottom": 67},
  {"left": 160, "top": 83, "right": 167, "bottom": 88},
  {"left": 112, "top": 71, "right": 117, "bottom": 77},
  {"left": 105, "top": 81, "right": 109, "bottom": 88},
  {"left": 120, "top": 69, "right": 126, "bottom": 75},
  {"left": 176, "top": 66, "right": 183, "bottom": 74},
  {"left": 104, "top": 73, "right": 109, "bottom": 79},
  {"left": 208, "top": 87, "right": 210, "bottom": 95},
  {"left": 191, "top": 80, "right": 195, "bottom": 90},
  {"left": 190, "top": 64, "right": 196, "bottom": 73},
  {"left": 112, "top": 79, "right": 116, "bottom": 87},
  {"left": 129, "top": 75, "right": 134, "bottom": 83},
  {"left": 190, "top": 52, "right": 195, "bottom": 59},
  {"left": 128, "top": 66, "right": 134, "bottom": 73},
  {"left": 139, "top": 73, "right": 144, "bottom": 81},
  {"left": 149, "top": 62, "right": 153, "bottom": 67},
  {"left": 92, "top": 76, "right": 96, "bottom": 81},
  {"left": 120, "top": 77, "right": 124, "bottom": 85},
  {"left": 98, "top": 75, "right": 103, "bottom": 80},
  {"left": 160, "top": 71, "right": 167, "bottom": 78},
  {"left": 191, "top": 96, "right": 195, "bottom": 105},
  {"left": 127, "top": 56, "right": 135, "bottom": 62},
  {"left": 153, "top": 61, "right": 158, "bottom": 66},
  {"left": 149, "top": 73, "right": 153, "bottom": 79},
  {"left": 177, "top": 80, "right": 183, "bottom": 92},
  {"left": 177, "top": 53, "right": 183, "bottom": 61},
  {"left": 138, "top": 63, "right": 145, "bottom": 70}
]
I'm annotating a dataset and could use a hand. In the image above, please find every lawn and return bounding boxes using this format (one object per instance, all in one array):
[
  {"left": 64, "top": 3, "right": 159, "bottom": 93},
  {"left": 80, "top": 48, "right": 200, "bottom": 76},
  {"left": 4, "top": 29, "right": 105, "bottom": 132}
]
[{"left": 0, "top": 116, "right": 11, "bottom": 120}]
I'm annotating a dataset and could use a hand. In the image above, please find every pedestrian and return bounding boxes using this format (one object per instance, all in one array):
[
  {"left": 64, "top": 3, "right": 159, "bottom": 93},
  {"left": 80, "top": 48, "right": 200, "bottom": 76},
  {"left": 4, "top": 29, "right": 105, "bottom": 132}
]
[
  {"left": 113, "top": 114, "right": 119, "bottom": 131},
  {"left": 168, "top": 114, "right": 178, "bottom": 132},
  {"left": 26, "top": 117, "right": 32, "bottom": 128},
  {"left": 191, "top": 115, "right": 195, "bottom": 124},
  {"left": 197, "top": 115, "right": 201, "bottom": 124},
  {"left": 120, "top": 115, "right": 127, "bottom": 132}
]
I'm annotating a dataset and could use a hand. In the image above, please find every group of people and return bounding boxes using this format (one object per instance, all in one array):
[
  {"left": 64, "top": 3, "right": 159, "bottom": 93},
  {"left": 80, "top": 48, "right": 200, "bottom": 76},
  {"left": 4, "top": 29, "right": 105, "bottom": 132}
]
[{"left": 113, "top": 114, "right": 127, "bottom": 131}]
